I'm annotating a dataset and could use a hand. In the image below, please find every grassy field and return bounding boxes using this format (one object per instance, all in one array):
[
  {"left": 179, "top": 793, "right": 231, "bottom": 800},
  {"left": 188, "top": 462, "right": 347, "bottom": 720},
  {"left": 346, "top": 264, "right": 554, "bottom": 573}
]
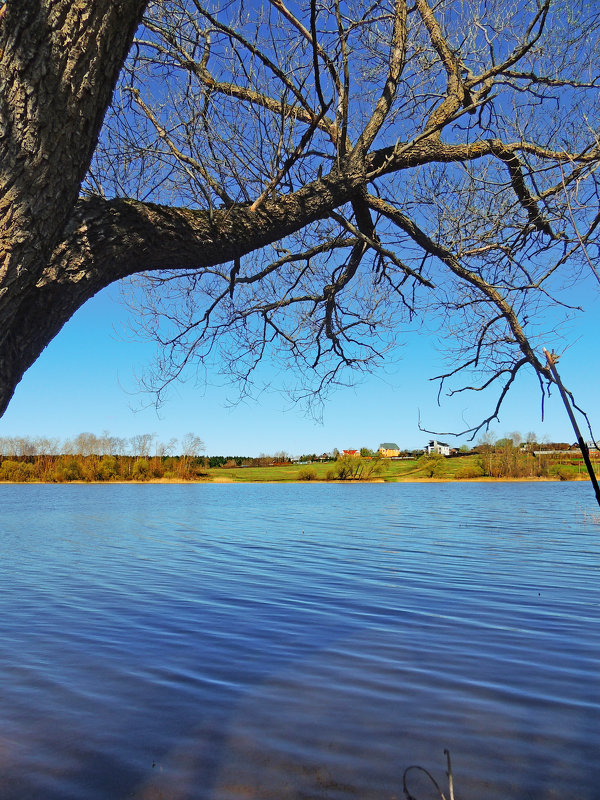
[{"left": 204, "top": 455, "right": 484, "bottom": 483}]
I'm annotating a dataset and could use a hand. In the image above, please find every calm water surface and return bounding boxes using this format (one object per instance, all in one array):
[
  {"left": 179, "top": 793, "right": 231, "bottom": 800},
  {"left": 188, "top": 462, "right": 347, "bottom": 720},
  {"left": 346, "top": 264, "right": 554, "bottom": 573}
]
[{"left": 1, "top": 482, "right": 599, "bottom": 799}]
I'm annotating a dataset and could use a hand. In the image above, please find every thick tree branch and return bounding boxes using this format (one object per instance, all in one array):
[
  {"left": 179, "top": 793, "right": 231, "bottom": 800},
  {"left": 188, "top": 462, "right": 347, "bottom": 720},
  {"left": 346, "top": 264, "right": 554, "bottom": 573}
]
[{"left": 352, "top": 0, "right": 407, "bottom": 157}]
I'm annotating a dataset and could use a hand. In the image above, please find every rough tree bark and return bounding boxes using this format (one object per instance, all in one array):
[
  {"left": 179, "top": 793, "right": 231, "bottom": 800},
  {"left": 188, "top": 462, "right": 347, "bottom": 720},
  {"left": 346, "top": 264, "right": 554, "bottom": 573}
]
[{"left": 0, "top": 0, "right": 148, "bottom": 414}]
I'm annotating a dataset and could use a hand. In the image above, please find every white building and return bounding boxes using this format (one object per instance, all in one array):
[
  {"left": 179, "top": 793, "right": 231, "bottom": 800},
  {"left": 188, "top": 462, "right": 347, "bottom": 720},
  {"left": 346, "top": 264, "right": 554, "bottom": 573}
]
[{"left": 425, "top": 439, "right": 450, "bottom": 456}]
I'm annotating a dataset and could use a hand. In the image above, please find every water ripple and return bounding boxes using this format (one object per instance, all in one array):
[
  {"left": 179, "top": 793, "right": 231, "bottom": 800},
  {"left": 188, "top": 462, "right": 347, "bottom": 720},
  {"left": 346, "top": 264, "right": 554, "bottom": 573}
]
[{"left": 1, "top": 482, "right": 599, "bottom": 799}]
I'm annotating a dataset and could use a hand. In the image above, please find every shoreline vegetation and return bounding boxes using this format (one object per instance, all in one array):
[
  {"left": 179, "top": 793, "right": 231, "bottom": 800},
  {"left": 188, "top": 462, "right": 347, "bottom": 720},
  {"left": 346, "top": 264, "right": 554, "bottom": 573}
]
[{"left": 0, "top": 449, "right": 596, "bottom": 485}]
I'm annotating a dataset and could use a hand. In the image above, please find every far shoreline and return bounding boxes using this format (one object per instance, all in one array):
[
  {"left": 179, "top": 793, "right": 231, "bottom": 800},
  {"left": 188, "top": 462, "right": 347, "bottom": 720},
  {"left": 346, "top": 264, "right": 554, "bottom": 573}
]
[{"left": 0, "top": 475, "right": 587, "bottom": 486}]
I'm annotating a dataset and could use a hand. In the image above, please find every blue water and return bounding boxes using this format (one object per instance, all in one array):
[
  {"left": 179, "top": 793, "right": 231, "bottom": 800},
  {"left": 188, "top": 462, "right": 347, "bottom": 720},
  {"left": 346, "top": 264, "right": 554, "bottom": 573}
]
[{"left": 1, "top": 482, "right": 599, "bottom": 799}]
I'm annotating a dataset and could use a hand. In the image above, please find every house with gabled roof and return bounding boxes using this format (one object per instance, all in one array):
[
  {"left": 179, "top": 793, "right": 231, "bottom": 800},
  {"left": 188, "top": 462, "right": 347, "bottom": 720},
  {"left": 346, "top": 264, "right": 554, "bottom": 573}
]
[
  {"left": 378, "top": 442, "right": 400, "bottom": 458},
  {"left": 342, "top": 449, "right": 360, "bottom": 458}
]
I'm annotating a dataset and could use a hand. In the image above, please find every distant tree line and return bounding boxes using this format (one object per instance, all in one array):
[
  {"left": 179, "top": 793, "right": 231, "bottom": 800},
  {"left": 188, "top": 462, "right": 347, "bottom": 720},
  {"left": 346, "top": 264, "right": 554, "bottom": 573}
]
[
  {"left": 469, "top": 434, "right": 591, "bottom": 480},
  {"left": 0, "top": 431, "right": 203, "bottom": 482},
  {"left": 0, "top": 433, "right": 302, "bottom": 482},
  {"left": 418, "top": 431, "right": 594, "bottom": 480},
  {"left": 0, "top": 432, "right": 205, "bottom": 458},
  {"left": 0, "top": 452, "right": 207, "bottom": 483}
]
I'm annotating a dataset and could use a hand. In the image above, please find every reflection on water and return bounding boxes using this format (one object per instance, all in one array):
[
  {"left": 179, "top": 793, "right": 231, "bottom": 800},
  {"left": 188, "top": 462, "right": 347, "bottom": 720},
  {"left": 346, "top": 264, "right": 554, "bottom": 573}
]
[{"left": 1, "top": 482, "right": 599, "bottom": 799}]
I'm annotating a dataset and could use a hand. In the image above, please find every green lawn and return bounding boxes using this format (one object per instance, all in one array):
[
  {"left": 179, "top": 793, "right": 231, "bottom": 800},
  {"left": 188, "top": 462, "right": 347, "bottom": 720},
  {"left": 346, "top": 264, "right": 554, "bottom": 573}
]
[{"left": 204, "top": 455, "right": 484, "bottom": 483}]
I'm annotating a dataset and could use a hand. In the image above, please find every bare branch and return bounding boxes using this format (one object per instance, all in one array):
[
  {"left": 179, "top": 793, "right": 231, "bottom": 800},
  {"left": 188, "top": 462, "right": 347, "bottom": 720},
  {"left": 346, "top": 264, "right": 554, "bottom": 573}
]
[{"left": 353, "top": 0, "right": 408, "bottom": 156}]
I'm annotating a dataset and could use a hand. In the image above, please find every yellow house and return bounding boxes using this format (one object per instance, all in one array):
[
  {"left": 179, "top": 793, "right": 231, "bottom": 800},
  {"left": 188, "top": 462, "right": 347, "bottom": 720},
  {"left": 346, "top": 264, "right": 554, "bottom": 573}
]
[{"left": 378, "top": 442, "right": 400, "bottom": 458}]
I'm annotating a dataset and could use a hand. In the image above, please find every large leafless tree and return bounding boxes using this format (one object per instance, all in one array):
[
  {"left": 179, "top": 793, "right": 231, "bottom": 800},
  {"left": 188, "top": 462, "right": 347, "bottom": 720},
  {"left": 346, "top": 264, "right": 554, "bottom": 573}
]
[{"left": 2, "top": 0, "right": 599, "bottom": 434}]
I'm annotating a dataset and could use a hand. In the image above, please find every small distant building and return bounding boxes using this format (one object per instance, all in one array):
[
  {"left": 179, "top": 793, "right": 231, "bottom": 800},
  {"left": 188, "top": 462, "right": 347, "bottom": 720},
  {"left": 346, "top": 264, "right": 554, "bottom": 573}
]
[
  {"left": 342, "top": 449, "right": 360, "bottom": 458},
  {"left": 378, "top": 442, "right": 400, "bottom": 458},
  {"left": 425, "top": 439, "right": 450, "bottom": 456}
]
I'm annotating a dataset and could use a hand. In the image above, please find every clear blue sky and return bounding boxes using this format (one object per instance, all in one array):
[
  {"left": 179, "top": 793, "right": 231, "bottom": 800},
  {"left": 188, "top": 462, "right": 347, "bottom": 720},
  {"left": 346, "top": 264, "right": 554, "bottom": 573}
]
[{"left": 1, "top": 277, "right": 598, "bottom": 456}]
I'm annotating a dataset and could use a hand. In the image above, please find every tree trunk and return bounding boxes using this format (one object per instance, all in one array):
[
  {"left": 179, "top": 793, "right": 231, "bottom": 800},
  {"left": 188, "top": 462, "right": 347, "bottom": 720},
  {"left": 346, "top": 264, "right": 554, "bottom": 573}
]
[{"left": 0, "top": 0, "right": 147, "bottom": 413}]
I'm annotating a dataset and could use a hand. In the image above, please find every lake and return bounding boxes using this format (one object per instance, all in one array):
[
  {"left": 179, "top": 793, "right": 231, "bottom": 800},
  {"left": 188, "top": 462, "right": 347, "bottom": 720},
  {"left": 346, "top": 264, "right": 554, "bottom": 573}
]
[{"left": 1, "top": 482, "right": 599, "bottom": 799}]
